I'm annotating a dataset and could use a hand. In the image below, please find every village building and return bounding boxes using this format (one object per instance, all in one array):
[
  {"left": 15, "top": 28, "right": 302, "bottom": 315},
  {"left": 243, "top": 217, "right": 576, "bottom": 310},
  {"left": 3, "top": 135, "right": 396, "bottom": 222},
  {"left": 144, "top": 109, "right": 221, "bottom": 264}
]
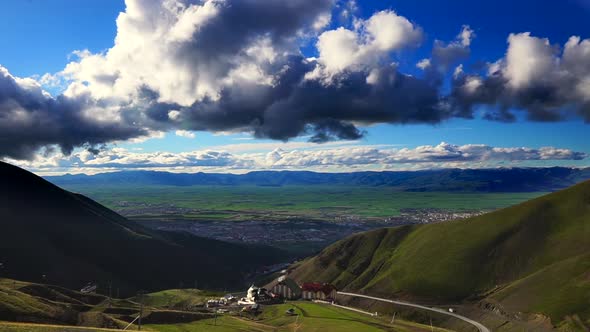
[
  {"left": 266, "top": 276, "right": 302, "bottom": 300},
  {"left": 300, "top": 282, "right": 337, "bottom": 301},
  {"left": 245, "top": 284, "right": 274, "bottom": 304},
  {"left": 206, "top": 299, "right": 222, "bottom": 308}
]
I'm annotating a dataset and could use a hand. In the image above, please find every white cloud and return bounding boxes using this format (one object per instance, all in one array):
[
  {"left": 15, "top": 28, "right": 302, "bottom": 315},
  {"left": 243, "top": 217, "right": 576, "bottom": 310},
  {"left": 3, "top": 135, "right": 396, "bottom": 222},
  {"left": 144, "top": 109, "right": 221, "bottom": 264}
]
[
  {"left": 307, "top": 10, "right": 422, "bottom": 82},
  {"left": 126, "top": 131, "right": 166, "bottom": 144},
  {"left": 168, "top": 110, "right": 181, "bottom": 121},
  {"left": 461, "top": 76, "right": 483, "bottom": 94},
  {"left": 416, "top": 58, "right": 431, "bottom": 70},
  {"left": 175, "top": 130, "right": 196, "bottom": 138},
  {"left": 459, "top": 25, "right": 475, "bottom": 47},
  {"left": 504, "top": 32, "right": 557, "bottom": 89},
  {"left": 7, "top": 142, "right": 585, "bottom": 175},
  {"left": 313, "top": 12, "right": 332, "bottom": 31}
]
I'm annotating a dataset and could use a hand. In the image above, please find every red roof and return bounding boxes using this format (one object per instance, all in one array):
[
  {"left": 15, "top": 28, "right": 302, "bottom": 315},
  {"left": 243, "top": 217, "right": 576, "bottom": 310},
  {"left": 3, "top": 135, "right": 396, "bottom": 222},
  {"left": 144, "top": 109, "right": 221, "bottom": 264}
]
[{"left": 301, "top": 282, "right": 336, "bottom": 295}]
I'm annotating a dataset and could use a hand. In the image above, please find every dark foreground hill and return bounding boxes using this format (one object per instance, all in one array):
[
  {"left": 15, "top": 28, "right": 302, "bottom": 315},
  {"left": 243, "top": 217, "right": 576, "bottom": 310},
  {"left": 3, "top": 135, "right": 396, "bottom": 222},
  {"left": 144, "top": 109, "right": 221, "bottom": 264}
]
[
  {"left": 0, "top": 161, "right": 285, "bottom": 295},
  {"left": 290, "top": 180, "right": 590, "bottom": 329},
  {"left": 46, "top": 167, "right": 590, "bottom": 192}
]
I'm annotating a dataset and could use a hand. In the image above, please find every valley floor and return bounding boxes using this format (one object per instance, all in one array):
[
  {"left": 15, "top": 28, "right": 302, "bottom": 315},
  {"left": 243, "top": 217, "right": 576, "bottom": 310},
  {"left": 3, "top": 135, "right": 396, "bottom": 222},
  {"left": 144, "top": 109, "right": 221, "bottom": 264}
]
[{"left": 59, "top": 185, "right": 543, "bottom": 255}]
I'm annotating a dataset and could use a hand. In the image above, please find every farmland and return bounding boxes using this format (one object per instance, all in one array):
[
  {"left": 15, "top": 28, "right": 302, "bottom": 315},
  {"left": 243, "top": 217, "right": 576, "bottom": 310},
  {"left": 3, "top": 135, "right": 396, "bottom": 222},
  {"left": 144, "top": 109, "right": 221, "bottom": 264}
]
[
  {"left": 61, "top": 184, "right": 544, "bottom": 222},
  {"left": 53, "top": 184, "right": 545, "bottom": 255}
]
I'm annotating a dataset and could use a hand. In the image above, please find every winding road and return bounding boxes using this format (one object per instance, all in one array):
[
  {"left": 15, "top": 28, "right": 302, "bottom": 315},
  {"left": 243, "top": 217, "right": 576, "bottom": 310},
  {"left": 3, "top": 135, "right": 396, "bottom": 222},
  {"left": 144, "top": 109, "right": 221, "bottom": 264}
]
[{"left": 337, "top": 291, "right": 490, "bottom": 332}]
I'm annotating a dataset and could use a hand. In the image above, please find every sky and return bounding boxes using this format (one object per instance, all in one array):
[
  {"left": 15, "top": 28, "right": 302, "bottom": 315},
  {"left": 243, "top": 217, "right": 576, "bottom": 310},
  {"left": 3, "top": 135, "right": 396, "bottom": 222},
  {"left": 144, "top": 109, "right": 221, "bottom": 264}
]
[{"left": 0, "top": 0, "right": 589, "bottom": 174}]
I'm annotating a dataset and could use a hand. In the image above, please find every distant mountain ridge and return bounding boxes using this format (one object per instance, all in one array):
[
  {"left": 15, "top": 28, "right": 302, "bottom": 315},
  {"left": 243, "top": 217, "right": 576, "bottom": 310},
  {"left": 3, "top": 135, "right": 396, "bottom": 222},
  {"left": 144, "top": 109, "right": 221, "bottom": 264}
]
[
  {"left": 46, "top": 167, "right": 590, "bottom": 192},
  {"left": 0, "top": 161, "right": 285, "bottom": 295}
]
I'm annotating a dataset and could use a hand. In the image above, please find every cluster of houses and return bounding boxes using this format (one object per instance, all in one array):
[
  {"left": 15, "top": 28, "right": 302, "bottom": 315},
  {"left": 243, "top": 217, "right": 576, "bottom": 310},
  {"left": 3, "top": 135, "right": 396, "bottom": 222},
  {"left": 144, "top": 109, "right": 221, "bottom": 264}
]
[
  {"left": 244, "top": 276, "right": 337, "bottom": 304},
  {"left": 206, "top": 294, "right": 238, "bottom": 308},
  {"left": 205, "top": 276, "right": 337, "bottom": 312}
]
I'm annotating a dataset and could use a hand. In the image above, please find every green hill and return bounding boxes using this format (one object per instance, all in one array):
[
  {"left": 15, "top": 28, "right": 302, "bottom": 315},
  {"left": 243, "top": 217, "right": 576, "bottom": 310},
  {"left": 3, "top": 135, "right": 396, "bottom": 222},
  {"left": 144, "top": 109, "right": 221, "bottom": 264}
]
[
  {"left": 0, "top": 161, "right": 286, "bottom": 295},
  {"left": 290, "top": 180, "right": 590, "bottom": 328},
  {"left": 0, "top": 278, "right": 216, "bottom": 329}
]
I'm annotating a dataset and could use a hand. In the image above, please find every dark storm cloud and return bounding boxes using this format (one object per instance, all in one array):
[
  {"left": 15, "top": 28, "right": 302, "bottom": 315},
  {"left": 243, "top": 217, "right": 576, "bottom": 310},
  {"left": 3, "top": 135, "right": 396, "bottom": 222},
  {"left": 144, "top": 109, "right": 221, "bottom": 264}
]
[
  {"left": 171, "top": 60, "right": 446, "bottom": 143},
  {"left": 0, "top": 67, "right": 146, "bottom": 159}
]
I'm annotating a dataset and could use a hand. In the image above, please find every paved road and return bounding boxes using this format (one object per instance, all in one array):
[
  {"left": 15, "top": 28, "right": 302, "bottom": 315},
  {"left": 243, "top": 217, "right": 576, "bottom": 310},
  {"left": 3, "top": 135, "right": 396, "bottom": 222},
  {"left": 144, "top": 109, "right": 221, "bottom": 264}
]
[{"left": 337, "top": 291, "right": 490, "bottom": 332}]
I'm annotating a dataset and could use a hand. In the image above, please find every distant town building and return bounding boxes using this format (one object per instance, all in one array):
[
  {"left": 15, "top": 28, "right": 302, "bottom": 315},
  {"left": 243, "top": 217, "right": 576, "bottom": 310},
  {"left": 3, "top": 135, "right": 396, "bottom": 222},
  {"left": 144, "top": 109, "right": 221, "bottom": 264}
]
[
  {"left": 245, "top": 284, "right": 274, "bottom": 304},
  {"left": 266, "top": 276, "right": 302, "bottom": 300},
  {"left": 301, "top": 282, "right": 337, "bottom": 300},
  {"left": 206, "top": 299, "right": 222, "bottom": 308}
]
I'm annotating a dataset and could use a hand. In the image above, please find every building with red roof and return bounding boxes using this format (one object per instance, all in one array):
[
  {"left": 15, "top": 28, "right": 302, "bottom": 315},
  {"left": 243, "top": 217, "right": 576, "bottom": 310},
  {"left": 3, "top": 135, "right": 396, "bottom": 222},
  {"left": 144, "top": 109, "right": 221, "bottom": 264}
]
[{"left": 301, "top": 282, "right": 337, "bottom": 300}]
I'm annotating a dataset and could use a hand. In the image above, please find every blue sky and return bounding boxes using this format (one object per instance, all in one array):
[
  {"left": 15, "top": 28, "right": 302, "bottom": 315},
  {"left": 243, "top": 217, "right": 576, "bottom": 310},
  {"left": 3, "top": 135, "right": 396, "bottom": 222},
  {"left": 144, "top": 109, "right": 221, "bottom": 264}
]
[{"left": 0, "top": 0, "right": 589, "bottom": 174}]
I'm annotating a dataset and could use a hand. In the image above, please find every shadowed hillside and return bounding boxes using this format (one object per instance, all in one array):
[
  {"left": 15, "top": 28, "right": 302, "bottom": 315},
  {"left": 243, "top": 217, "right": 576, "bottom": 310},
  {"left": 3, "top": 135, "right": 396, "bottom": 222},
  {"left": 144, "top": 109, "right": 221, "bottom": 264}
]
[
  {"left": 290, "top": 180, "right": 590, "bottom": 328},
  {"left": 0, "top": 161, "right": 286, "bottom": 295}
]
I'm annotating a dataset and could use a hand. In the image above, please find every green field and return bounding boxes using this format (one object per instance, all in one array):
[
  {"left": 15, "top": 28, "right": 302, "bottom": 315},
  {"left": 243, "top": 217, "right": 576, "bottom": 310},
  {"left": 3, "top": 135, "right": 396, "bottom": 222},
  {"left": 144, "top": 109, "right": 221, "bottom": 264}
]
[
  {"left": 61, "top": 185, "right": 545, "bottom": 221},
  {"left": 146, "top": 302, "right": 452, "bottom": 332},
  {"left": 133, "top": 289, "right": 223, "bottom": 309}
]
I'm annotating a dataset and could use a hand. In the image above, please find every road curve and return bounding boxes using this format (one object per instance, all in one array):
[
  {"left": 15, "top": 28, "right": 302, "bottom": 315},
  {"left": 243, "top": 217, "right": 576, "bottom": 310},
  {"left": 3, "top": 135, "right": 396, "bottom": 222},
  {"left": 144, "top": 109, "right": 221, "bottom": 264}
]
[{"left": 337, "top": 291, "right": 490, "bottom": 332}]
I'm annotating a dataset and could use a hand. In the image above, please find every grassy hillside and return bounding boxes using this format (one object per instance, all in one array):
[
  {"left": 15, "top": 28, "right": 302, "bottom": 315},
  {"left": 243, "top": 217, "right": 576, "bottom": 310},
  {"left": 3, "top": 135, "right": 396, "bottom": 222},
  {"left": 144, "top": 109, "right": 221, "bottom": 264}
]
[
  {"left": 290, "top": 180, "right": 590, "bottom": 327},
  {"left": 0, "top": 322, "right": 120, "bottom": 332},
  {"left": 0, "top": 279, "right": 134, "bottom": 329},
  {"left": 0, "top": 278, "right": 218, "bottom": 329},
  {"left": 131, "top": 289, "right": 222, "bottom": 310},
  {"left": 0, "top": 161, "right": 286, "bottom": 295},
  {"left": 0, "top": 279, "right": 451, "bottom": 332}
]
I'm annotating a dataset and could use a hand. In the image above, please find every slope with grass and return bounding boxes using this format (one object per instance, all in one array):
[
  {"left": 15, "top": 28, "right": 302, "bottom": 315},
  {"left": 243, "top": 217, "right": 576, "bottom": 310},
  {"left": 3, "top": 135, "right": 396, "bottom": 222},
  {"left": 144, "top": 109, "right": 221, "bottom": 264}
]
[
  {"left": 0, "top": 322, "right": 121, "bottom": 332},
  {"left": 0, "top": 280, "right": 451, "bottom": 332},
  {"left": 0, "top": 278, "right": 221, "bottom": 330},
  {"left": 290, "top": 180, "right": 590, "bottom": 328},
  {"left": 132, "top": 289, "right": 222, "bottom": 310},
  {"left": 0, "top": 161, "right": 286, "bottom": 295},
  {"left": 0, "top": 279, "right": 135, "bottom": 329}
]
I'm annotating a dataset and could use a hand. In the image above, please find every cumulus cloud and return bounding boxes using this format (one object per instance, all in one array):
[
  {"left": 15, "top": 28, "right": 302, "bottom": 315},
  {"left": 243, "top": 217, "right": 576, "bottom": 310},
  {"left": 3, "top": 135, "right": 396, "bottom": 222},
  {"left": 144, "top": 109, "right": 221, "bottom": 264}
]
[
  {"left": 419, "top": 25, "right": 475, "bottom": 85},
  {"left": 2, "top": 0, "right": 443, "bottom": 158},
  {"left": 1, "top": 0, "right": 590, "bottom": 161},
  {"left": 266, "top": 142, "right": 586, "bottom": 167},
  {"left": 175, "top": 130, "right": 196, "bottom": 138},
  {"left": 452, "top": 33, "right": 590, "bottom": 121},
  {"left": 307, "top": 10, "right": 422, "bottom": 80},
  {"left": 8, "top": 142, "right": 586, "bottom": 174}
]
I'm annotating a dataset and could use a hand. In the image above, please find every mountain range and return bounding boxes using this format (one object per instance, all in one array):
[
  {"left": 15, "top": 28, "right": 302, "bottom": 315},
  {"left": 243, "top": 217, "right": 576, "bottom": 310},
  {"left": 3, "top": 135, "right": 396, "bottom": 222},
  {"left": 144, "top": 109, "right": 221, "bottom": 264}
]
[{"left": 45, "top": 167, "right": 590, "bottom": 192}]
